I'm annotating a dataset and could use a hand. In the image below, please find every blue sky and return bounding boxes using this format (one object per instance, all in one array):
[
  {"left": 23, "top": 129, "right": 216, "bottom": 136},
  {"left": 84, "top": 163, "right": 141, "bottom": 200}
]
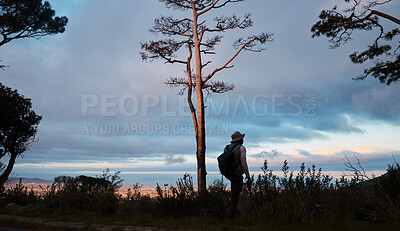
[{"left": 1, "top": 0, "right": 399, "bottom": 187}]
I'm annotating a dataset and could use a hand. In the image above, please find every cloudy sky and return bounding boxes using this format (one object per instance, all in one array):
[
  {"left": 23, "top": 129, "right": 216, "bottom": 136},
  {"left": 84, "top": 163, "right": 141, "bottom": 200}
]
[{"left": 1, "top": 0, "right": 399, "bottom": 187}]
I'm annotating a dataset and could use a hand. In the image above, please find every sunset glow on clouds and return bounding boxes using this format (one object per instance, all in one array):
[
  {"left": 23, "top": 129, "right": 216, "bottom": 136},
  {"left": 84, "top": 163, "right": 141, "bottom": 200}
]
[{"left": 1, "top": 0, "right": 399, "bottom": 186}]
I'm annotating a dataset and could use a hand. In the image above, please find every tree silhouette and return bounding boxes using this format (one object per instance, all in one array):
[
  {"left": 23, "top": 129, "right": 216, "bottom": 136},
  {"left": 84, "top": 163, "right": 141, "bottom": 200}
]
[
  {"left": 141, "top": 0, "right": 272, "bottom": 192},
  {"left": 311, "top": 0, "right": 399, "bottom": 85},
  {"left": 0, "top": 83, "right": 42, "bottom": 191},
  {"left": 0, "top": 0, "right": 68, "bottom": 68}
]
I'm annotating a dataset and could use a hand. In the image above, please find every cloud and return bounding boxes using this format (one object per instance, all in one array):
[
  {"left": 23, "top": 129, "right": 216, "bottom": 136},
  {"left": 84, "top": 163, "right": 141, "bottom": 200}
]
[
  {"left": 310, "top": 114, "right": 364, "bottom": 134},
  {"left": 164, "top": 153, "right": 186, "bottom": 165},
  {"left": 335, "top": 150, "right": 362, "bottom": 157},
  {"left": 250, "top": 149, "right": 284, "bottom": 159},
  {"left": 298, "top": 149, "right": 312, "bottom": 156}
]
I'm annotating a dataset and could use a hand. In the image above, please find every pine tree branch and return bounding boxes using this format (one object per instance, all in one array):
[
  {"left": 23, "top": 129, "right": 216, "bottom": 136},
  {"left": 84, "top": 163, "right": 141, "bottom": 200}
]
[
  {"left": 203, "top": 33, "right": 272, "bottom": 84},
  {"left": 346, "top": 10, "right": 400, "bottom": 25}
]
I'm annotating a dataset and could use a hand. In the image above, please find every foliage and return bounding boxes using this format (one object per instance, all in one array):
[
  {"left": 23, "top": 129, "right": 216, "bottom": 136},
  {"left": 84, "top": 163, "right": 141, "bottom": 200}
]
[
  {"left": 1, "top": 162, "right": 399, "bottom": 227},
  {"left": 311, "top": 0, "right": 400, "bottom": 85},
  {"left": 0, "top": 0, "right": 68, "bottom": 69},
  {"left": 0, "top": 178, "right": 36, "bottom": 206},
  {"left": 146, "top": 174, "right": 229, "bottom": 218},
  {"left": 248, "top": 160, "right": 364, "bottom": 223},
  {"left": 364, "top": 161, "right": 400, "bottom": 222},
  {"left": 119, "top": 159, "right": 399, "bottom": 225},
  {"left": 119, "top": 183, "right": 156, "bottom": 217},
  {"left": 0, "top": 0, "right": 68, "bottom": 46},
  {"left": 0, "top": 83, "right": 42, "bottom": 190},
  {"left": 0, "top": 0, "right": 67, "bottom": 185},
  {"left": 41, "top": 169, "right": 122, "bottom": 214}
]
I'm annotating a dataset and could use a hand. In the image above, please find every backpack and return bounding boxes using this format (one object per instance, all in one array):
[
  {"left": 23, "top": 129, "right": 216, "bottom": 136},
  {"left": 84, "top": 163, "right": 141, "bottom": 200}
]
[{"left": 217, "top": 143, "right": 241, "bottom": 178}]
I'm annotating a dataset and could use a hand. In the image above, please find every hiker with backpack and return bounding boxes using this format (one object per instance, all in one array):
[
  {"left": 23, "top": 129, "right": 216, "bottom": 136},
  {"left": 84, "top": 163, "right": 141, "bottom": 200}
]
[{"left": 217, "top": 131, "right": 251, "bottom": 218}]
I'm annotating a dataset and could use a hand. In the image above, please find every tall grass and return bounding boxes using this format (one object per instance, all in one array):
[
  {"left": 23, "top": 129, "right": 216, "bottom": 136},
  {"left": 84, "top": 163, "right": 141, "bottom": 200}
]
[
  {"left": 1, "top": 169, "right": 123, "bottom": 215},
  {"left": 1, "top": 160, "right": 399, "bottom": 226}
]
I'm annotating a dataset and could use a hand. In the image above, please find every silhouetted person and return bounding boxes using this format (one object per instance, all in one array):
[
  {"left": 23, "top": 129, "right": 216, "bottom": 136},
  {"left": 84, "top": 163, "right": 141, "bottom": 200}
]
[{"left": 228, "top": 131, "right": 251, "bottom": 218}]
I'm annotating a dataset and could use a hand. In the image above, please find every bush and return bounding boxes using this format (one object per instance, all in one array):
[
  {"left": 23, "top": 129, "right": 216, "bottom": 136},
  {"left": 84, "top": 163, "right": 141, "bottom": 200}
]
[
  {"left": 1, "top": 178, "right": 37, "bottom": 206},
  {"left": 118, "top": 183, "right": 157, "bottom": 217},
  {"left": 364, "top": 162, "right": 400, "bottom": 223},
  {"left": 42, "top": 169, "right": 122, "bottom": 214},
  {"left": 2, "top": 160, "right": 399, "bottom": 226}
]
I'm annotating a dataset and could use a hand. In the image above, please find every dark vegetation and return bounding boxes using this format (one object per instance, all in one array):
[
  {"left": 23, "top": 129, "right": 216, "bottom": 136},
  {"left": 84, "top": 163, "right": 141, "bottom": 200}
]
[
  {"left": 0, "top": 0, "right": 67, "bottom": 189},
  {"left": 1, "top": 160, "right": 399, "bottom": 229},
  {"left": 0, "top": 0, "right": 68, "bottom": 69},
  {"left": 0, "top": 83, "right": 42, "bottom": 189},
  {"left": 311, "top": 0, "right": 400, "bottom": 85}
]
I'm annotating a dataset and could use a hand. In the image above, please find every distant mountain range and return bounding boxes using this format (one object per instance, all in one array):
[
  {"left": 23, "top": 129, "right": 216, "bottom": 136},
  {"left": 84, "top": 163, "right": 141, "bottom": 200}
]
[{"left": 5, "top": 177, "right": 53, "bottom": 186}]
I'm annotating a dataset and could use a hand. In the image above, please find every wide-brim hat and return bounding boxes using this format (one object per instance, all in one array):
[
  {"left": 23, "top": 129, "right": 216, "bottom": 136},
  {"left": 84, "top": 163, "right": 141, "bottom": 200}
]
[{"left": 231, "top": 131, "right": 245, "bottom": 142}]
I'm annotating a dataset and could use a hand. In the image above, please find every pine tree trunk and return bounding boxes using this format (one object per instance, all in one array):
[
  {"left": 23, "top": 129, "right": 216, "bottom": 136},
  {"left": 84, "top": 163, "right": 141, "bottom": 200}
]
[
  {"left": 192, "top": 10, "right": 207, "bottom": 193},
  {"left": 196, "top": 96, "right": 206, "bottom": 193}
]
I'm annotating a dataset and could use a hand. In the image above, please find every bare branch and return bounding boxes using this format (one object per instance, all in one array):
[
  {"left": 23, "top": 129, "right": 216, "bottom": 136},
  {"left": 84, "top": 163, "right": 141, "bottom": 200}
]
[
  {"left": 369, "top": 10, "right": 400, "bottom": 25},
  {"left": 202, "top": 60, "right": 212, "bottom": 68},
  {"left": 343, "top": 155, "right": 370, "bottom": 181},
  {"left": 0, "top": 65, "right": 9, "bottom": 70},
  {"left": 213, "top": 0, "right": 245, "bottom": 9},
  {"left": 203, "top": 33, "right": 273, "bottom": 84},
  {"left": 345, "top": 10, "right": 400, "bottom": 25},
  {"left": 198, "top": 0, "right": 220, "bottom": 15}
]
